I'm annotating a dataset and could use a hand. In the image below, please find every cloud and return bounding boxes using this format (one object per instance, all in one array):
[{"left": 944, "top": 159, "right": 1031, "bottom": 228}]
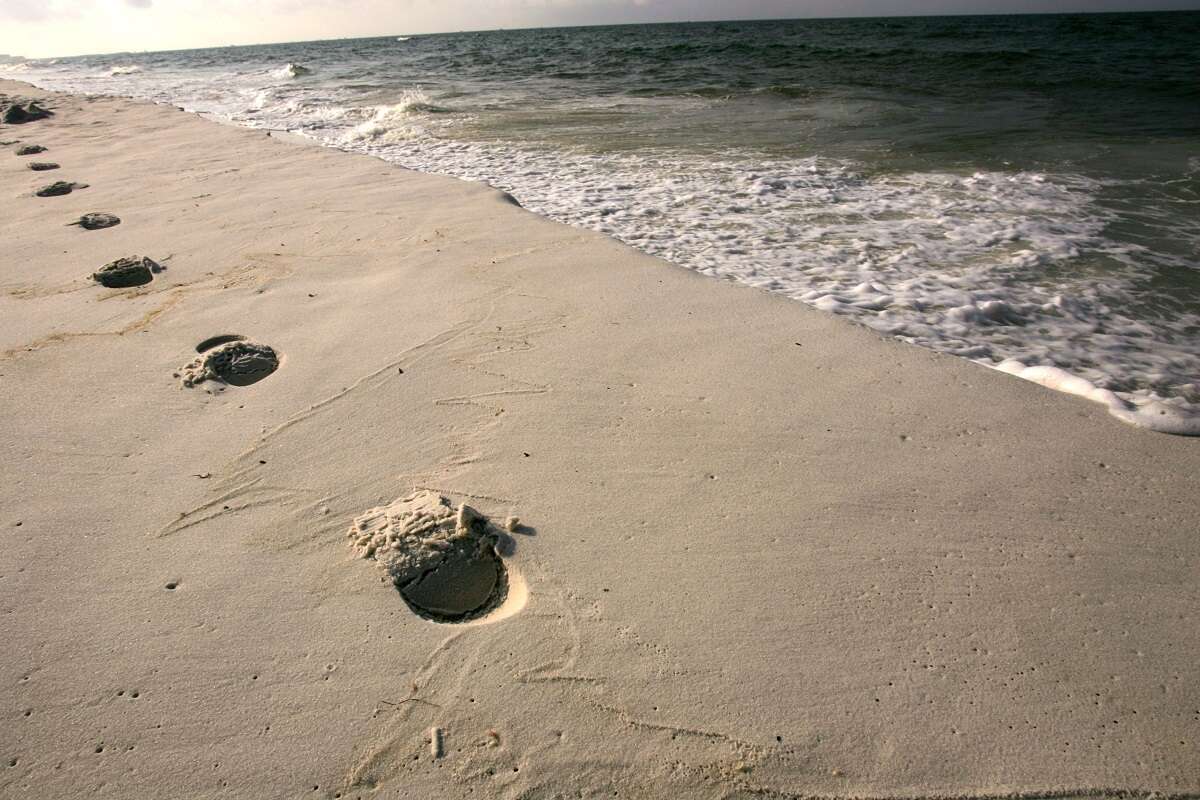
[
  {"left": 0, "top": 0, "right": 51, "bottom": 23},
  {"left": 0, "top": 0, "right": 95, "bottom": 23},
  {"left": 125, "top": 0, "right": 153, "bottom": 6}
]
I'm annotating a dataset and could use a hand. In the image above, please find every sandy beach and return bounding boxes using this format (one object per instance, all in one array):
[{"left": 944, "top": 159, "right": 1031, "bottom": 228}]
[{"left": 1, "top": 79, "right": 1198, "bottom": 799}]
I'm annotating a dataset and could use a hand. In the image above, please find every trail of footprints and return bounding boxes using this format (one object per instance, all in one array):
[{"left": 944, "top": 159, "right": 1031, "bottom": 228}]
[
  {"left": 6, "top": 94, "right": 523, "bottom": 628},
  {"left": 6, "top": 92, "right": 1195, "bottom": 798},
  {"left": 9, "top": 91, "right": 525, "bottom": 800},
  {"left": 6, "top": 89, "right": 528, "bottom": 800}
]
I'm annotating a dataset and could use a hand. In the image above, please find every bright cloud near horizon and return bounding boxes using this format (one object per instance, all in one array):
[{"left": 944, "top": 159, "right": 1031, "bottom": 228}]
[{"left": 2, "top": 0, "right": 1198, "bottom": 58}]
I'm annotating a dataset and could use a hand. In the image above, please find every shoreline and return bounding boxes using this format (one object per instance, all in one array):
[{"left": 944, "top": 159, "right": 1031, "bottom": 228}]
[
  {"left": 1, "top": 80, "right": 1197, "bottom": 798},
  {"left": 10, "top": 70, "right": 1198, "bottom": 438}
]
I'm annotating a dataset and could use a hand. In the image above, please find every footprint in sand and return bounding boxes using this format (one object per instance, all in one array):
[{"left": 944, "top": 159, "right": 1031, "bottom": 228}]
[
  {"left": 70, "top": 212, "right": 120, "bottom": 230},
  {"left": 92, "top": 255, "right": 160, "bottom": 289},
  {"left": 348, "top": 491, "right": 519, "bottom": 624},
  {"left": 28, "top": 162, "right": 59, "bottom": 171},
  {"left": 179, "top": 338, "right": 279, "bottom": 388},
  {"left": 2, "top": 101, "right": 52, "bottom": 124},
  {"left": 36, "top": 181, "right": 88, "bottom": 198},
  {"left": 15, "top": 145, "right": 46, "bottom": 156}
]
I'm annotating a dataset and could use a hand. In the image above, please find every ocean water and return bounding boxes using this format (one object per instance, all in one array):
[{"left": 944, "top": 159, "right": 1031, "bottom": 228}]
[{"left": 8, "top": 13, "right": 1200, "bottom": 433}]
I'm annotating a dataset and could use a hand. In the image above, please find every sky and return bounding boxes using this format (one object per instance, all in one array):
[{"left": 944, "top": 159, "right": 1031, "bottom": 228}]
[{"left": 2, "top": 0, "right": 1199, "bottom": 58}]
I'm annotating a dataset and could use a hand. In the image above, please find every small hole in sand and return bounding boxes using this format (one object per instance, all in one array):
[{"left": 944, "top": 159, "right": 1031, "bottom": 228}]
[
  {"left": 196, "top": 334, "right": 246, "bottom": 353},
  {"left": 165, "top": 582, "right": 178, "bottom": 590}
]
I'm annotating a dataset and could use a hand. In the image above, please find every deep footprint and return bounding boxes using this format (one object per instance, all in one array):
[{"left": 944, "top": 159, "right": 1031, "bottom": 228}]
[
  {"left": 2, "top": 101, "right": 52, "bottom": 124},
  {"left": 180, "top": 339, "right": 279, "bottom": 388},
  {"left": 70, "top": 212, "right": 120, "bottom": 230},
  {"left": 28, "top": 162, "right": 59, "bottom": 171},
  {"left": 92, "top": 255, "right": 160, "bottom": 289},
  {"left": 349, "top": 491, "right": 509, "bottom": 623},
  {"left": 36, "top": 181, "right": 87, "bottom": 198},
  {"left": 15, "top": 144, "right": 46, "bottom": 156}
]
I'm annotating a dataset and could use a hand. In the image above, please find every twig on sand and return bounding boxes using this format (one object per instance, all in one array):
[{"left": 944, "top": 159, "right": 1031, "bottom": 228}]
[
  {"left": 380, "top": 697, "right": 442, "bottom": 709},
  {"left": 380, "top": 683, "right": 442, "bottom": 710}
]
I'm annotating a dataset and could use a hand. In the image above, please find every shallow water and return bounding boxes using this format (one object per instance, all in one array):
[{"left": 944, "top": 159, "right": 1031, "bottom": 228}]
[{"left": 10, "top": 12, "right": 1200, "bottom": 431}]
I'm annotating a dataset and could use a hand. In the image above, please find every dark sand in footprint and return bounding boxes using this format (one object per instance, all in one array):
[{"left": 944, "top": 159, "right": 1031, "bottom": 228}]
[
  {"left": 91, "top": 255, "right": 159, "bottom": 288},
  {"left": 35, "top": 181, "right": 87, "bottom": 197},
  {"left": 349, "top": 491, "right": 510, "bottom": 623},
  {"left": 179, "top": 339, "right": 279, "bottom": 388},
  {"left": 70, "top": 211, "right": 120, "bottom": 229}
]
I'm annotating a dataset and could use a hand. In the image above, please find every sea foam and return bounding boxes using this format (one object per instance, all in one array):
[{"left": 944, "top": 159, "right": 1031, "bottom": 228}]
[{"left": 342, "top": 90, "right": 440, "bottom": 143}]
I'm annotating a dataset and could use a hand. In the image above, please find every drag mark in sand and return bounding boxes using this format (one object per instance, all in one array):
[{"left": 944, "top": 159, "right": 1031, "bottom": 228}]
[
  {"left": 156, "top": 477, "right": 309, "bottom": 538},
  {"left": 155, "top": 308, "right": 502, "bottom": 541},
  {"left": 345, "top": 630, "right": 472, "bottom": 790},
  {"left": 0, "top": 290, "right": 186, "bottom": 361},
  {"left": 222, "top": 298, "right": 497, "bottom": 451},
  {"left": 433, "top": 387, "right": 549, "bottom": 408}
]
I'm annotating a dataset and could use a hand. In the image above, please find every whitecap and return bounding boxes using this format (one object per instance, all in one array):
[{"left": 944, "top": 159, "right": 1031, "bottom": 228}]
[
  {"left": 341, "top": 90, "right": 440, "bottom": 143},
  {"left": 275, "top": 63, "right": 311, "bottom": 79}
]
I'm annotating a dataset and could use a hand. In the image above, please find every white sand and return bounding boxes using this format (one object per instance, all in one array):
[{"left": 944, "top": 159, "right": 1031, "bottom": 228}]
[{"left": 1, "top": 80, "right": 1197, "bottom": 799}]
